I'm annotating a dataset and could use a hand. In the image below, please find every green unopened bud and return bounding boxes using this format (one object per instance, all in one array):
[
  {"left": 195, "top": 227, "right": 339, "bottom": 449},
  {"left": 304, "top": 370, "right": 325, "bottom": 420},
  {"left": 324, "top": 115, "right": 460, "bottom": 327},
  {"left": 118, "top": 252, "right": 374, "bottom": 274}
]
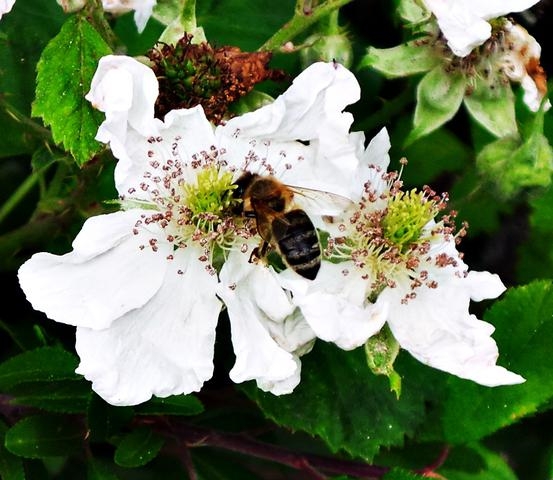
[
  {"left": 365, "top": 325, "right": 402, "bottom": 398},
  {"left": 300, "top": 32, "right": 353, "bottom": 69}
]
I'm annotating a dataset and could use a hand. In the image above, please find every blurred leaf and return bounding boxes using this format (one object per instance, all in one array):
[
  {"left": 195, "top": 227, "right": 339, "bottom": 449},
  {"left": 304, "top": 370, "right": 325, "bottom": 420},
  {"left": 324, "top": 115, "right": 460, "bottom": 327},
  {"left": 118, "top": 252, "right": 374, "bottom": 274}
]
[
  {"left": 87, "top": 457, "right": 119, "bottom": 480},
  {"left": 0, "top": 0, "right": 65, "bottom": 157},
  {"left": 517, "top": 185, "right": 553, "bottom": 282},
  {"left": 0, "top": 347, "right": 80, "bottom": 390},
  {"left": 113, "top": 427, "right": 165, "bottom": 468},
  {"left": 0, "top": 421, "right": 25, "bottom": 480},
  {"left": 9, "top": 380, "right": 91, "bottom": 413},
  {"left": 243, "top": 342, "right": 426, "bottom": 461},
  {"left": 197, "top": 0, "right": 295, "bottom": 50},
  {"left": 397, "top": 0, "right": 429, "bottom": 23},
  {"left": 440, "top": 443, "right": 517, "bottom": 480},
  {"left": 406, "top": 66, "right": 466, "bottom": 145},
  {"left": 476, "top": 132, "right": 553, "bottom": 198},
  {"left": 135, "top": 395, "right": 204, "bottom": 416},
  {"left": 393, "top": 121, "right": 471, "bottom": 186},
  {"left": 464, "top": 77, "right": 517, "bottom": 138},
  {"left": 5, "top": 415, "right": 84, "bottom": 458},
  {"left": 360, "top": 42, "right": 439, "bottom": 78},
  {"left": 87, "top": 394, "right": 134, "bottom": 443},
  {"left": 194, "top": 449, "right": 274, "bottom": 480},
  {"left": 32, "top": 15, "right": 111, "bottom": 165},
  {"left": 443, "top": 281, "right": 553, "bottom": 443}
]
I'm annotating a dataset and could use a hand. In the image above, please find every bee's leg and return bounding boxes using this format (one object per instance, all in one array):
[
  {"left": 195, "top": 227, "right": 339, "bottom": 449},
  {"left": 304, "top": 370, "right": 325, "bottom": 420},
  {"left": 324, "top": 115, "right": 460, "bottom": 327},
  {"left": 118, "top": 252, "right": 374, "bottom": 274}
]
[{"left": 249, "top": 241, "right": 270, "bottom": 265}]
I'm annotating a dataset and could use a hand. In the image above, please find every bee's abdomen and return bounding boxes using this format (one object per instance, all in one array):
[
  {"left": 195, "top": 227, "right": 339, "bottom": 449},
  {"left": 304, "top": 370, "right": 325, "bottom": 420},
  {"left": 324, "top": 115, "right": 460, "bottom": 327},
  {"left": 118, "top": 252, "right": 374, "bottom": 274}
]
[{"left": 273, "top": 209, "right": 321, "bottom": 280}]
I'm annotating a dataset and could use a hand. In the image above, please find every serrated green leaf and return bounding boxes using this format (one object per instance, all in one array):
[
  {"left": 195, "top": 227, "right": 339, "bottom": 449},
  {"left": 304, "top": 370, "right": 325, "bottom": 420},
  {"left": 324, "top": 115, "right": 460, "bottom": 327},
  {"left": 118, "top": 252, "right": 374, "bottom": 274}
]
[
  {"left": 443, "top": 281, "right": 553, "bottom": 443},
  {"left": 383, "top": 468, "right": 425, "bottom": 480},
  {"left": 463, "top": 77, "right": 517, "bottom": 138},
  {"left": 0, "top": 421, "right": 25, "bottom": 480},
  {"left": 406, "top": 66, "right": 466, "bottom": 145},
  {"left": 32, "top": 15, "right": 111, "bottom": 165},
  {"left": 113, "top": 427, "right": 165, "bottom": 468},
  {"left": 360, "top": 42, "right": 440, "bottom": 79},
  {"left": 135, "top": 395, "right": 204, "bottom": 416},
  {"left": 10, "top": 380, "right": 91, "bottom": 413},
  {"left": 243, "top": 342, "right": 426, "bottom": 461},
  {"left": 440, "top": 444, "right": 517, "bottom": 480},
  {"left": 0, "top": 347, "right": 80, "bottom": 391},
  {"left": 5, "top": 415, "right": 84, "bottom": 458}
]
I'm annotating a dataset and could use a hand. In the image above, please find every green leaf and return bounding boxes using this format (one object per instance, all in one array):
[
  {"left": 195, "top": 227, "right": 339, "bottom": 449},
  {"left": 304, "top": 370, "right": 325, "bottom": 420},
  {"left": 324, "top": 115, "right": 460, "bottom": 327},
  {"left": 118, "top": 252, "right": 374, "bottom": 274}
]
[
  {"left": 243, "top": 342, "right": 426, "bottom": 461},
  {"left": 87, "top": 394, "right": 134, "bottom": 443},
  {"left": 406, "top": 66, "right": 467, "bottom": 144},
  {"left": 0, "top": 0, "right": 65, "bottom": 157},
  {"left": 476, "top": 131, "right": 553, "bottom": 198},
  {"left": 440, "top": 444, "right": 517, "bottom": 480},
  {"left": 383, "top": 468, "right": 425, "bottom": 480},
  {"left": 0, "top": 421, "right": 25, "bottom": 480},
  {"left": 360, "top": 42, "right": 440, "bottom": 79},
  {"left": 463, "top": 77, "right": 517, "bottom": 138},
  {"left": 0, "top": 347, "right": 80, "bottom": 391},
  {"left": 32, "top": 15, "right": 111, "bottom": 166},
  {"left": 87, "top": 457, "right": 119, "bottom": 480},
  {"left": 5, "top": 415, "right": 84, "bottom": 458},
  {"left": 517, "top": 184, "right": 553, "bottom": 283},
  {"left": 113, "top": 427, "right": 165, "bottom": 468},
  {"left": 442, "top": 281, "right": 553, "bottom": 443},
  {"left": 9, "top": 380, "right": 91, "bottom": 413},
  {"left": 197, "top": 0, "right": 295, "bottom": 51},
  {"left": 135, "top": 395, "right": 204, "bottom": 416}
]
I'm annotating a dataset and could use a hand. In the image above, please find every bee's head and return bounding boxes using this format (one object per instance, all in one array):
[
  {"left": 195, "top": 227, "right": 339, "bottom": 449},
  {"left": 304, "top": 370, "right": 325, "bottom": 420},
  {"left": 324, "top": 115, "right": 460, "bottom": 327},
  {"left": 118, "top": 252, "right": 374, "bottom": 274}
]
[{"left": 231, "top": 171, "right": 257, "bottom": 215}]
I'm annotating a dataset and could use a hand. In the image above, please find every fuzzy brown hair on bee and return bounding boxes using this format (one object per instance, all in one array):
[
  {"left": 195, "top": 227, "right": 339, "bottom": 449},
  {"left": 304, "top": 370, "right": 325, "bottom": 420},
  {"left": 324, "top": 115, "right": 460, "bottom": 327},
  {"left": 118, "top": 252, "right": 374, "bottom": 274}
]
[{"left": 232, "top": 172, "right": 321, "bottom": 280}]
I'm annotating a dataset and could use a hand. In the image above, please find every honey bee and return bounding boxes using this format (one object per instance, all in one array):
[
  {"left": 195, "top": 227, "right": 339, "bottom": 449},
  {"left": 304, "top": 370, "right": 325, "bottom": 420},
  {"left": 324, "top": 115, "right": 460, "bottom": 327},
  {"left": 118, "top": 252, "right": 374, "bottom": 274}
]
[{"left": 233, "top": 172, "right": 351, "bottom": 280}]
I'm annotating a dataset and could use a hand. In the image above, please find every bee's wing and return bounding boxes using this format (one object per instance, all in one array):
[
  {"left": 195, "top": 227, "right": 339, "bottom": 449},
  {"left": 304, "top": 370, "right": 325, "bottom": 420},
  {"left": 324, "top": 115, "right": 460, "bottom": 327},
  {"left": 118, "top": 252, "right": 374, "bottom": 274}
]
[{"left": 289, "top": 186, "right": 354, "bottom": 216}]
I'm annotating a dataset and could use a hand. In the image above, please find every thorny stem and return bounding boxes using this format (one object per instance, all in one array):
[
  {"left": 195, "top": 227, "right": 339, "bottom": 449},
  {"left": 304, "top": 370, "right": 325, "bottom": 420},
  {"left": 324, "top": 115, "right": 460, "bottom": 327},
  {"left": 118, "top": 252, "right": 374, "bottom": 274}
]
[
  {"left": 259, "top": 0, "right": 354, "bottom": 52},
  {"left": 165, "top": 421, "right": 391, "bottom": 478},
  {"left": 0, "top": 396, "right": 449, "bottom": 479}
]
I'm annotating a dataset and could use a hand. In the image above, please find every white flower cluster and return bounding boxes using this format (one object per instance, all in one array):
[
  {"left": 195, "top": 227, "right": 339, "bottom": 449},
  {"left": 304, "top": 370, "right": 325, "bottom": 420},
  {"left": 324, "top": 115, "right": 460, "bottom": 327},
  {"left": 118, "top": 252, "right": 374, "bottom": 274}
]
[{"left": 18, "top": 55, "right": 524, "bottom": 406}]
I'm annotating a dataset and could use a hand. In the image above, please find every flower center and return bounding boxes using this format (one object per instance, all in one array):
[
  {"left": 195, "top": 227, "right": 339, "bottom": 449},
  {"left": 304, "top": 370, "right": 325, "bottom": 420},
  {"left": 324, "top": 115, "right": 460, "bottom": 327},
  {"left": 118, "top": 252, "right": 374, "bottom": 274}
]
[
  {"left": 183, "top": 166, "right": 240, "bottom": 229},
  {"left": 382, "top": 189, "right": 437, "bottom": 253},
  {"left": 123, "top": 137, "right": 256, "bottom": 274}
]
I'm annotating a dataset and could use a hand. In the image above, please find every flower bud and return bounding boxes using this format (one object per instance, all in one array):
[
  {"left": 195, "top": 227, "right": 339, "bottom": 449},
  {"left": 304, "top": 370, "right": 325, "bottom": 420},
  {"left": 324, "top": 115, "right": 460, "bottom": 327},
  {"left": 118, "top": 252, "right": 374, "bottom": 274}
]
[{"left": 299, "top": 32, "right": 353, "bottom": 69}]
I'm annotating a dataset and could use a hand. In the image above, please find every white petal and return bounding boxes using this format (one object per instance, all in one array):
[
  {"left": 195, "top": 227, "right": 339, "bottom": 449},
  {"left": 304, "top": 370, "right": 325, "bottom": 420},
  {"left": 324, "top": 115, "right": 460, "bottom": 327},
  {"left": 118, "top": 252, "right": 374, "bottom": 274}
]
[
  {"left": 18, "top": 210, "right": 168, "bottom": 329},
  {"left": 467, "top": 0, "right": 540, "bottom": 20},
  {"left": 114, "top": 106, "right": 215, "bottom": 198},
  {"left": 218, "top": 249, "right": 302, "bottom": 390},
  {"left": 280, "top": 262, "right": 387, "bottom": 350},
  {"left": 86, "top": 55, "right": 158, "bottom": 137},
  {"left": 384, "top": 277, "right": 525, "bottom": 386},
  {"left": 217, "top": 61, "right": 361, "bottom": 197},
  {"left": 75, "top": 246, "right": 220, "bottom": 406},
  {"left": 466, "top": 271, "right": 506, "bottom": 302},
  {"left": 256, "top": 356, "right": 302, "bottom": 395},
  {"left": 424, "top": 0, "right": 491, "bottom": 57},
  {"left": 0, "top": 0, "right": 15, "bottom": 18}
]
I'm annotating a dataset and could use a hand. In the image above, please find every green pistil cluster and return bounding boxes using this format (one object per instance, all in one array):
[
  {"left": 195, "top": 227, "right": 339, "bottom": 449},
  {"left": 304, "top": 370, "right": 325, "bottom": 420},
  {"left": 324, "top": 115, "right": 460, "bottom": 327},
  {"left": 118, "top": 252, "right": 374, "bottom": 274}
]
[
  {"left": 183, "top": 167, "right": 239, "bottom": 230},
  {"left": 382, "top": 189, "right": 437, "bottom": 253}
]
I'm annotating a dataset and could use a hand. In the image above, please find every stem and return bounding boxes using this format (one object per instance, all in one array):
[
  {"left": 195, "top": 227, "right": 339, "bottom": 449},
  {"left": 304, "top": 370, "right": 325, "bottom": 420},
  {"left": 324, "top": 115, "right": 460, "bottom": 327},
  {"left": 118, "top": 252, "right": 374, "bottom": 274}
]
[
  {"left": 168, "top": 422, "right": 390, "bottom": 478},
  {"left": 0, "top": 170, "right": 42, "bottom": 226},
  {"left": 0, "top": 97, "right": 52, "bottom": 141},
  {"left": 259, "top": 0, "right": 354, "bottom": 52}
]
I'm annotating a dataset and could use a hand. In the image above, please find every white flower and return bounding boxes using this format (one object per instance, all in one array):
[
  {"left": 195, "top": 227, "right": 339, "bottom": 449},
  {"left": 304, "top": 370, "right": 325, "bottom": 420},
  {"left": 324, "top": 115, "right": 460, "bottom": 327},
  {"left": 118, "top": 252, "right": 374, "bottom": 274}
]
[
  {"left": 501, "top": 20, "right": 551, "bottom": 112},
  {"left": 55, "top": 0, "right": 156, "bottom": 32},
  {"left": 0, "top": 0, "right": 15, "bottom": 19},
  {"left": 102, "top": 0, "right": 156, "bottom": 33},
  {"left": 18, "top": 55, "right": 361, "bottom": 405},
  {"left": 282, "top": 128, "right": 525, "bottom": 387},
  {"left": 422, "top": 0, "right": 540, "bottom": 57}
]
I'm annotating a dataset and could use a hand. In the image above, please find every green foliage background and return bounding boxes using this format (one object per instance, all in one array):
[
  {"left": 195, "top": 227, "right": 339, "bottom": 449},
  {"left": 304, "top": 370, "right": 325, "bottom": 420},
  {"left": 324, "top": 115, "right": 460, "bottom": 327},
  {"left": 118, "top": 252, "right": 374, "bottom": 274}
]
[{"left": 1, "top": 0, "right": 553, "bottom": 479}]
